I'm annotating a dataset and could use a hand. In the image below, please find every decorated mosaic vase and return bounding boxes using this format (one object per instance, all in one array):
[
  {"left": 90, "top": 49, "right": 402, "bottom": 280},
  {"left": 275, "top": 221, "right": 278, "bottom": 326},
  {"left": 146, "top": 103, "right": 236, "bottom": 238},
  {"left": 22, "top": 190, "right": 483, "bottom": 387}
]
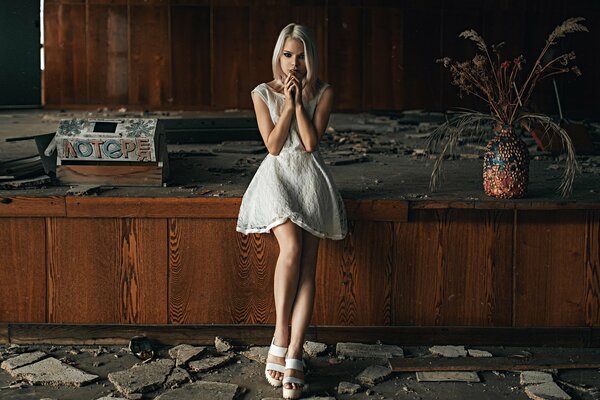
[{"left": 483, "top": 126, "right": 530, "bottom": 199}]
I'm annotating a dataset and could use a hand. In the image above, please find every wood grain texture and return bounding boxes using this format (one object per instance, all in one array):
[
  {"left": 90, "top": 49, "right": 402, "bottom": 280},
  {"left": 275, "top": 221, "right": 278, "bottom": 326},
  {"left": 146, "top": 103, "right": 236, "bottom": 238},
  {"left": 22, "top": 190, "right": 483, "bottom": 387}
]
[
  {"left": 514, "top": 210, "right": 587, "bottom": 326},
  {"left": 87, "top": 2, "right": 129, "bottom": 104},
  {"left": 0, "top": 218, "right": 46, "bottom": 323},
  {"left": 66, "top": 197, "right": 243, "bottom": 217},
  {"left": 394, "top": 209, "right": 513, "bottom": 326},
  {"left": 47, "top": 217, "right": 167, "bottom": 323},
  {"left": 0, "top": 196, "right": 65, "bottom": 216},
  {"left": 170, "top": 5, "right": 211, "bottom": 107},
  {"left": 168, "top": 218, "right": 278, "bottom": 324},
  {"left": 584, "top": 210, "right": 600, "bottom": 326},
  {"left": 129, "top": 4, "right": 171, "bottom": 106},
  {"left": 57, "top": 164, "right": 163, "bottom": 186},
  {"left": 362, "top": 6, "right": 403, "bottom": 111},
  {"left": 313, "top": 221, "right": 394, "bottom": 325},
  {"left": 44, "top": 1, "right": 88, "bottom": 105},
  {"left": 211, "top": 6, "right": 251, "bottom": 109},
  {"left": 327, "top": 6, "right": 362, "bottom": 111}
]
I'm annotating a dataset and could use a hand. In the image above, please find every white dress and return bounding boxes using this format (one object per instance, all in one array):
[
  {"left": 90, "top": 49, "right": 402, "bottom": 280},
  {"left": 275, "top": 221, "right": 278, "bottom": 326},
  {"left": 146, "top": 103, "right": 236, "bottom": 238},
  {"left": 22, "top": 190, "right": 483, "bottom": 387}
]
[{"left": 236, "top": 82, "right": 347, "bottom": 240}]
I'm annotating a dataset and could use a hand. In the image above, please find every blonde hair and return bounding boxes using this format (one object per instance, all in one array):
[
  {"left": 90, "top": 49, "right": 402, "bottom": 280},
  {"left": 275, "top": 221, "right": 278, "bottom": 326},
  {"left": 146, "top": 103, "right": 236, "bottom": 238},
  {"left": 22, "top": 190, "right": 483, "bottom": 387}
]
[{"left": 272, "top": 23, "right": 320, "bottom": 100}]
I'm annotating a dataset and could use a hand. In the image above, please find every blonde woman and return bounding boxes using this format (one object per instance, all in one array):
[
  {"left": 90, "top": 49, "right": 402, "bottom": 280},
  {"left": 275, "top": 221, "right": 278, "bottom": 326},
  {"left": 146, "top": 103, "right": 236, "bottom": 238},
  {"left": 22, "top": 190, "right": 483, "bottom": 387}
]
[{"left": 236, "top": 23, "right": 347, "bottom": 399}]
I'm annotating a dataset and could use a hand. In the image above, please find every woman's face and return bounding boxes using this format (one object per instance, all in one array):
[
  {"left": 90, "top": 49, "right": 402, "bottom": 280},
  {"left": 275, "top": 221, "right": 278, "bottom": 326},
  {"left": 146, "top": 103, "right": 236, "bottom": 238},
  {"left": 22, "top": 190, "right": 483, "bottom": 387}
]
[{"left": 279, "top": 38, "right": 307, "bottom": 82}]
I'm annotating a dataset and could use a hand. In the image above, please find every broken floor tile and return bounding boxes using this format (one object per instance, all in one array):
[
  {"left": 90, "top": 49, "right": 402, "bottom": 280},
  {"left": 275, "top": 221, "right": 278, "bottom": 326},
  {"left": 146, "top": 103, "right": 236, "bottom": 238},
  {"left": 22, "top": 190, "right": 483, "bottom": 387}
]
[
  {"left": 356, "top": 365, "right": 392, "bottom": 386},
  {"left": 336, "top": 342, "right": 403, "bottom": 359},
  {"left": 168, "top": 344, "right": 206, "bottom": 366},
  {"left": 429, "top": 345, "right": 468, "bottom": 358},
  {"left": 188, "top": 353, "right": 235, "bottom": 372},
  {"left": 96, "top": 397, "right": 128, "bottom": 400},
  {"left": 520, "top": 371, "right": 554, "bottom": 385},
  {"left": 304, "top": 341, "right": 327, "bottom": 358},
  {"left": 240, "top": 346, "right": 268, "bottom": 364},
  {"left": 338, "top": 381, "right": 361, "bottom": 394},
  {"left": 416, "top": 371, "right": 480, "bottom": 382},
  {"left": 7, "top": 357, "right": 98, "bottom": 387},
  {"left": 155, "top": 381, "right": 242, "bottom": 400},
  {"left": 525, "top": 382, "right": 571, "bottom": 400},
  {"left": 468, "top": 349, "right": 493, "bottom": 357},
  {"left": 1, "top": 351, "right": 47, "bottom": 371},
  {"left": 108, "top": 358, "right": 174, "bottom": 396},
  {"left": 164, "top": 366, "right": 192, "bottom": 389},
  {"left": 215, "top": 336, "right": 233, "bottom": 353}
]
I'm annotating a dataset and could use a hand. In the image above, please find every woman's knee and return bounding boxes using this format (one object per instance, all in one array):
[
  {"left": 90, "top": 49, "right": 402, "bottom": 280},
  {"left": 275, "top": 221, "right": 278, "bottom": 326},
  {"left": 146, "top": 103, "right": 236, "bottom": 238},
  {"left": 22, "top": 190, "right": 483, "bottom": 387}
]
[{"left": 273, "top": 221, "right": 303, "bottom": 259}]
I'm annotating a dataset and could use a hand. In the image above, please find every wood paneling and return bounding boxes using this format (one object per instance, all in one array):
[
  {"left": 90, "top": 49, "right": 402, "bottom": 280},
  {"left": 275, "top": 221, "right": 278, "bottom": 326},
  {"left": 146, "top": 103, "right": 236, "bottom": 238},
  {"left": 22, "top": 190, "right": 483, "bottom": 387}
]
[
  {"left": 313, "top": 221, "right": 394, "bottom": 325},
  {"left": 0, "top": 218, "right": 46, "bottom": 323},
  {"left": 129, "top": 4, "right": 171, "bottom": 106},
  {"left": 211, "top": 6, "right": 251, "bottom": 109},
  {"left": 87, "top": 2, "right": 129, "bottom": 104},
  {"left": 394, "top": 209, "right": 513, "bottom": 326},
  {"left": 168, "top": 219, "right": 278, "bottom": 324},
  {"left": 515, "top": 210, "right": 587, "bottom": 326},
  {"left": 47, "top": 217, "right": 168, "bottom": 323},
  {"left": 584, "top": 210, "right": 600, "bottom": 326},
  {"left": 327, "top": 6, "right": 362, "bottom": 111},
  {"left": 44, "top": 1, "right": 88, "bottom": 105},
  {"left": 170, "top": 5, "right": 211, "bottom": 106},
  {"left": 362, "top": 6, "right": 403, "bottom": 111}
]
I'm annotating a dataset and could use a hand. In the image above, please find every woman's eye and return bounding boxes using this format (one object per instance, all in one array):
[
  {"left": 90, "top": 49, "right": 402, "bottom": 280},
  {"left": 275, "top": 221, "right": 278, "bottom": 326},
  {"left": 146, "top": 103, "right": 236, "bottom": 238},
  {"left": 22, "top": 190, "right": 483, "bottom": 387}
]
[
  {"left": 284, "top": 52, "right": 291, "bottom": 58},
  {"left": 299, "top": 55, "right": 305, "bottom": 60}
]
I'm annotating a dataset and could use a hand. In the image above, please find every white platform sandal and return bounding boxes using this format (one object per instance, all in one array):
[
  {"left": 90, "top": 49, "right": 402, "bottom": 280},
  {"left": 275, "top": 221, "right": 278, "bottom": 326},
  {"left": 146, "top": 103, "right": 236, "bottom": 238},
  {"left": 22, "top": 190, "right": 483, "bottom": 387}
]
[
  {"left": 265, "top": 338, "right": 287, "bottom": 387},
  {"left": 282, "top": 358, "right": 306, "bottom": 399}
]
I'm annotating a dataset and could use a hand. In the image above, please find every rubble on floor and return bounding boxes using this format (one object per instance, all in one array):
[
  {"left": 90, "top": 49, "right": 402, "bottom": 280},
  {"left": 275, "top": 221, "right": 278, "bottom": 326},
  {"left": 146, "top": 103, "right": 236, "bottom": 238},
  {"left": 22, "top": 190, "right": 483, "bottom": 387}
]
[{"left": 0, "top": 341, "right": 599, "bottom": 399}]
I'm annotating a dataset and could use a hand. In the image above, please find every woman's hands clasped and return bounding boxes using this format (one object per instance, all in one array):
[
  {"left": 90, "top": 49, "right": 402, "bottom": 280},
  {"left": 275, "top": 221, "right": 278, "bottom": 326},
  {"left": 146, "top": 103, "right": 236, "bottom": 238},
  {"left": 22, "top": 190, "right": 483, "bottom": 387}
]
[{"left": 283, "top": 70, "right": 302, "bottom": 110}]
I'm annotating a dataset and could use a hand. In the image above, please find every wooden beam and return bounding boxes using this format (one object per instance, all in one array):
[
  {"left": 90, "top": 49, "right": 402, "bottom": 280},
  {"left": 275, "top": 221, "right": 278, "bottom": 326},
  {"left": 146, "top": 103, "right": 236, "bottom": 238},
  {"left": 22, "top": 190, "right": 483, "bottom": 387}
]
[
  {"left": 4, "top": 324, "right": 593, "bottom": 347},
  {"left": 389, "top": 354, "right": 600, "bottom": 372},
  {"left": 0, "top": 196, "right": 65, "bottom": 216}
]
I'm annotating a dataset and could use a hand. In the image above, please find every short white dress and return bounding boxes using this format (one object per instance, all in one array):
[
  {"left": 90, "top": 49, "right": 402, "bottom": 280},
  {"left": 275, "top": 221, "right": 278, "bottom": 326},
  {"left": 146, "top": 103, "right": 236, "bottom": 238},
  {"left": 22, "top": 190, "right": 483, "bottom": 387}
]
[{"left": 236, "top": 82, "right": 347, "bottom": 240}]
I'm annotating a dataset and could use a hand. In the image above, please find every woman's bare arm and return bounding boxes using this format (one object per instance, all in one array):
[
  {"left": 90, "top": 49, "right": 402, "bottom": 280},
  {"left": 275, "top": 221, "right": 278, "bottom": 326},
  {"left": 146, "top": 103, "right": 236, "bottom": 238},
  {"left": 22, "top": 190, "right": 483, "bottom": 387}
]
[
  {"left": 295, "top": 86, "right": 334, "bottom": 152},
  {"left": 252, "top": 92, "right": 294, "bottom": 156}
]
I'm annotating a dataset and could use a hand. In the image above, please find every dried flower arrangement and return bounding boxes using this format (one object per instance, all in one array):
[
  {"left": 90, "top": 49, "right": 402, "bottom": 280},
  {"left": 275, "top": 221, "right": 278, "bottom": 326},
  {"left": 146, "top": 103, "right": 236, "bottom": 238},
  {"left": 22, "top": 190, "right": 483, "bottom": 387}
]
[{"left": 428, "top": 17, "right": 588, "bottom": 197}]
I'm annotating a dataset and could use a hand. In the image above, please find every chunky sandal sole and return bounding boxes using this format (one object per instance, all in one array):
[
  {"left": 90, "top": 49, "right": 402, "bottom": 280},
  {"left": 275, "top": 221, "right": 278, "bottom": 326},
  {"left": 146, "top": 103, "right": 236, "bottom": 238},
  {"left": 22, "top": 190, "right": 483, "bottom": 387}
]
[
  {"left": 282, "top": 358, "right": 307, "bottom": 399},
  {"left": 265, "top": 338, "right": 287, "bottom": 387}
]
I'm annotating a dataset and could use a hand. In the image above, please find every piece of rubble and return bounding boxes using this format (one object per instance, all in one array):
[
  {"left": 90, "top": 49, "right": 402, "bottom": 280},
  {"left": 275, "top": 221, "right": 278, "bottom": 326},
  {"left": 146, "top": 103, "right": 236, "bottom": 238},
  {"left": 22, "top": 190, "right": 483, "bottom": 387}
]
[
  {"left": 188, "top": 353, "right": 235, "bottom": 372},
  {"left": 164, "top": 366, "right": 192, "bottom": 389},
  {"left": 525, "top": 382, "right": 571, "bottom": 400},
  {"left": 155, "top": 381, "right": 242, "bottom": 400},
  {"left": 356, "top": 365, "right": 392, "bottom": 386},
  {"left": 240, "top": 346, "right": 268, "bottom": 364},
  {"left": 416, "top": 371, "right": 480, "bottom": 382},
  {"left": 520, "top": 371, "right": 554, "bottom": 385},
  {"left": 336, "top": 342, "right": 403, "bottom": 359},
  {"left": 6, "top": 357, "right": 98, "bottom": 387},
  {"left": 304, "top": 341, "right": 327, "bottom": 357},
  {"left": 429, "top": 345, "right": 468, "bottom": 358},
  {"left": 338, "top": 381, "right": 361, "bottom": 394},
  {"left": 96, "top": 397, "right": 129, "bottom": 400},
  {"left": 468, "top": 349, "right": 493, "bottom": 357},
  {"left": 215, "top": 336, "right": 233, "bottom": 353},
  {"left": 108, "top": 358, "right": 174, "bottom": 396},
  {"left": 168, "top": 344, "right": 206, "bottom": 366},
  {"left": 1, "top": 351, "right": 47, "bottom": 371}
]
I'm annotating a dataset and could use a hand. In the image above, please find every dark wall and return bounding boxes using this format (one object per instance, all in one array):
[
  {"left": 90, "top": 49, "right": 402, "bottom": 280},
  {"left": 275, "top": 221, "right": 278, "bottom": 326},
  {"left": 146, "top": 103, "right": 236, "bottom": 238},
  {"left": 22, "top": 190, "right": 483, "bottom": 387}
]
[
  {"left": 0, "top": 1, "right": 41, "bottom": 107},
  {"left": 43, "top": 0, "right": 599, "bottom": 117}
]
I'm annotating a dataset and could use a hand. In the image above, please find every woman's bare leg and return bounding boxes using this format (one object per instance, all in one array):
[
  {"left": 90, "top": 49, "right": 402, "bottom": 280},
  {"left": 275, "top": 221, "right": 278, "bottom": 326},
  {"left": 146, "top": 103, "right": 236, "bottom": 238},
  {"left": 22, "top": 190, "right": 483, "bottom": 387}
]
[
  {"left": 284, "top": 229, "right": 321, "bottom": 390},
  {"left": 268, "top": 220, "right": 303, "bottom": 381}
]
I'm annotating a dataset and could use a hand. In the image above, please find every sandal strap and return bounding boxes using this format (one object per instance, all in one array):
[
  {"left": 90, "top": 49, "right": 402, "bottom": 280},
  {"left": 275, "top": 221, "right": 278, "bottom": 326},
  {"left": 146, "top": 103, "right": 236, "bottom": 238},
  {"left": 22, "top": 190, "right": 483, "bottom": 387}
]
[
  {"left": 283, "top": 376, "right": 304, "bottom": 385},
  {"left": 285, "top": 358, "right": 304, "bottom": 371},
  {"left": 269, "top": 343, "right": 287, "bottom": 358},
  {"left": 265, "top": 362, "right": 286, "bottom": 373}
]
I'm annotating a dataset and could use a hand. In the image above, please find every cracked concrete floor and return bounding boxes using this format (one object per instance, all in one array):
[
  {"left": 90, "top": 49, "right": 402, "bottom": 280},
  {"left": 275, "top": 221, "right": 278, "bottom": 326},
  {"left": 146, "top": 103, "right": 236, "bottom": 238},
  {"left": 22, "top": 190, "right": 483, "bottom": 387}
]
[{"left": 1, "top": 344, "right": 599, "bottom": 399}]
